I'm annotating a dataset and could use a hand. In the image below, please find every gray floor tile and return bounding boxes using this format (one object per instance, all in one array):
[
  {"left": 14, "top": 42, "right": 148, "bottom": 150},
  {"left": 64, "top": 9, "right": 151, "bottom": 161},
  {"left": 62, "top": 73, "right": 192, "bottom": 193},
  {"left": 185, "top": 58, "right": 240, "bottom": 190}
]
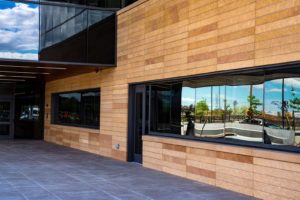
[{"left": 0, "top": 140, "right": 257, "bottom": 200}]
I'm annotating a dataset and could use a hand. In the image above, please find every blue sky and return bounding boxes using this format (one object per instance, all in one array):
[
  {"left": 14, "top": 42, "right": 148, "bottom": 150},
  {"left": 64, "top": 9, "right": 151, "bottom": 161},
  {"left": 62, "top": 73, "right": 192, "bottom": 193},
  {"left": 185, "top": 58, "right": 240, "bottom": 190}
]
[
  {"left": 0, "top": 0, "right": 38, "bottom": 9},
  {"left": 0, "top": 0, "right": 39, "bottom": 60},
  {"left": 181, "top": 78, "right": 300, "bottom": 115},
  {"left": 0, "top": 0, "right": 17, "bottom": 9}
]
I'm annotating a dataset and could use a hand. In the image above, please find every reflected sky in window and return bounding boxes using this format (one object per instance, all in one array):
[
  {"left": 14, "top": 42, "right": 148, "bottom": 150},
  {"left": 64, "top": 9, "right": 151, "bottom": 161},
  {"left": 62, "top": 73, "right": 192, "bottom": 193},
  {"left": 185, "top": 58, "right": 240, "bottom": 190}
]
[
  {"left": 181, "top": 77, "right": 300, "bottom": 118},
  {"left": 0, "top": 0, "right": 39, "bottom": 60}
]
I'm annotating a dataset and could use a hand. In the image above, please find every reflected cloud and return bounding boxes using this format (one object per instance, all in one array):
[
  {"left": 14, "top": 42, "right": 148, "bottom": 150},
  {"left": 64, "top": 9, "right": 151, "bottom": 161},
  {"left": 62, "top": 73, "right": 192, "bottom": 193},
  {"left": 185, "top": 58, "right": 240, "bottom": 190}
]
[
  {"left": 253, "top": 84, "right": 263, "bottom": 89},
  {"left": 273, "top": 78, "right": 300, "bottom": 88},
  {"left": 266, "top": 88, "right": 287, "bottom": 93},
  {"left": 0, "top": 2, "right": 38, "bottom": 60},
  {"left": 0, "top": 51, "right": 38, "bottom": 60},
  {"left": 182, "top": 97, "right": 195, "bottom": 103}
]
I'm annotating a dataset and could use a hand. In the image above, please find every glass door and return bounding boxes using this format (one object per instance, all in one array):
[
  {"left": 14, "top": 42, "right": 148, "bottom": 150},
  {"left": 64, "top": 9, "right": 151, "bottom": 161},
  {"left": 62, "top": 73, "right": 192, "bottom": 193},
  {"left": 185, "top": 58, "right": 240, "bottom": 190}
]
[{"left": 0, "top": 100, "right": 13, "bottom": 139}]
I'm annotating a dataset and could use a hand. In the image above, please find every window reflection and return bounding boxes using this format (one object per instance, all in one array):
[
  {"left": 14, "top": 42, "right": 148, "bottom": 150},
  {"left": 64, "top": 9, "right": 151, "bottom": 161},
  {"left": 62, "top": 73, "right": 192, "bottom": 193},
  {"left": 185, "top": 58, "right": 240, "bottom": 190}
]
[
  {"left": 225, "top": 83, "right": 263, "bottom": 143},
  {"left": 181, "top": 85, "right": 195, "bottom": 136},
  {"left": 149, "top": 71, "right": 300, "bottom": 150},
  {"left": 150, "top": 84, "right": 172, "bottom": 134},
  {"left": 150, "top": 83, "right": 182, "bottom": 135},
  {"left": 194, "top": 86, "right": 226, "bottom": 138},
  {"left": 209, "top": 86, "right": 226, "bottom": 137},
  {"left": 194, "top": 87, "right": 210, "bottom": 136},
  {"left": 20, "top": 105, "right": 40, "bottom": 121},
  {"left": 82, "top": 91, "right": 100, "bottom": 126},
  {"left": 39, "top": 3, "right": 115, "bottom": 63},
  {"left": 40, "top": 5, "right": 88, "bottom": 49},
  {"left": 285, "top": 78, "right": 300, "bottom": 147},
  {"left": 58, "top": 92, "right": 81, "bottom": 124},
  {"left": 0, "top": 0, "right": 118, "bottom": 63},
  {"left": 54, "top": 89, "right": 100, "bottom": 128},
  {"left": 263, "top": 78, "right": 299, "bottom": 146}
]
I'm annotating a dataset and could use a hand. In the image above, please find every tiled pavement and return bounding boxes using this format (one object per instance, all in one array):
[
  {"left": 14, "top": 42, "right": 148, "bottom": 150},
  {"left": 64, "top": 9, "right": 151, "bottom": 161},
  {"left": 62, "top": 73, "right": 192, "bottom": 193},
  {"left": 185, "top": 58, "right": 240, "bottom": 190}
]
[{"left": 0, "top": 140, "right": 256, "bottom": 200}]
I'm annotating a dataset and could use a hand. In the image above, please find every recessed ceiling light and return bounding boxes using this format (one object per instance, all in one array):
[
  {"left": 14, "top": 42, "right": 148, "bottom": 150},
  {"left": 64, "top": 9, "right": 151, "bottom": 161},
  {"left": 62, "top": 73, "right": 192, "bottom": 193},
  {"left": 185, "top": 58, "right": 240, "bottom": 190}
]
[
  {"left": 0, "top": 79, "right": 25, "bottom": 82},
  {"left": 36, "top": 67, "right": 67, "bottom": 70},
  {"left": 0, "top": 65, "right": 66, "bottom": 70},
  {"left": 0, "top": 71, "right": 50, "bottom": 75},
  {"left": 0, "top": 75, "right": 36, "bottom": 79}
]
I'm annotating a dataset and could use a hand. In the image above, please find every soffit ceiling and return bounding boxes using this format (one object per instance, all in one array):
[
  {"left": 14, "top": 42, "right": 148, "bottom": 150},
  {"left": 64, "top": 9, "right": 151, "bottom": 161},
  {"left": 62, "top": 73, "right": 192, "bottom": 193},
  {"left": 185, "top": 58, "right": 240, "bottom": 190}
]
[{"left": 0, "top": 59, "right": 115, "bottom": 83}]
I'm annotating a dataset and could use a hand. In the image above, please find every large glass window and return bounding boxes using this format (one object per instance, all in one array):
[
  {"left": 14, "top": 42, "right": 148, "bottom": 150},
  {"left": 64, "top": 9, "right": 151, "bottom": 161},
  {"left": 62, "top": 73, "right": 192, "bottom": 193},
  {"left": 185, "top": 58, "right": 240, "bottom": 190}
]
[
  {"left": 52, "top": 88, "right": 100, "bottom": 128},
  {"left": 148, "top": 67, "right": 300, "bottom": 152}
]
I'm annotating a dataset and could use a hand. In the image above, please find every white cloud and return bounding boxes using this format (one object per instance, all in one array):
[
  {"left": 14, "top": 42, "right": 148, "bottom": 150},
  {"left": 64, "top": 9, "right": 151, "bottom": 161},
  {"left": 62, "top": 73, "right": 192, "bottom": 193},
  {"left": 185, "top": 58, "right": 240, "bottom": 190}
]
[
  {"left": 253, "top": 84, "right": 263, "bottom": 89},
  {"left": 266, "top": 88, "right": 283, "bottom": 93},
  {"left": 0, "top": 3, "right": 38, "bottom": 59},
  {"left": 285, "top": 78, "right": 300, "bottom": 88},
  {"left": 271, "top": 78, "right": 300, "bottom": 88},
  {"left": 0, "top": 51, "right": 38, "bottom": 60},
  {"left": 182, "top": 97, "right": 195, "bottom": 103}
]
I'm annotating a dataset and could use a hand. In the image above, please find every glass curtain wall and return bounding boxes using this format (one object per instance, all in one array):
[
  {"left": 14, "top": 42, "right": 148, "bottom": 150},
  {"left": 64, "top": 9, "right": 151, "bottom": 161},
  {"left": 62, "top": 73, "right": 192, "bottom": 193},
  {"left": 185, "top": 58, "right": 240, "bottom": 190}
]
[
  {"left": 39, "top": 2, "right": 115, "bottom": 63},
  {"left": 0, "top": 0, "right": 117, "bottom": 64},
  {"left": 149, "top": 68, "right": 300, "bottom": 151}
]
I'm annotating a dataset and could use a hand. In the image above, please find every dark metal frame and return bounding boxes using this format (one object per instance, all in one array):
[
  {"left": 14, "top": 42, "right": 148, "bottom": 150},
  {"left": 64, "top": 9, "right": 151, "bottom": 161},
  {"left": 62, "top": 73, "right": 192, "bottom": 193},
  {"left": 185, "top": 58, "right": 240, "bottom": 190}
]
[
  {"left": 127, "top": 84, "right": 146, "bottom": 162},
  {"left": 127, "top": 85, "right": 135, "bottom": 161},
  {"left": 0, "top": 96, "right": 15, "bottom": 139},
  {"left": 51, "top": 88, "right": 101, "bottom": 129}
]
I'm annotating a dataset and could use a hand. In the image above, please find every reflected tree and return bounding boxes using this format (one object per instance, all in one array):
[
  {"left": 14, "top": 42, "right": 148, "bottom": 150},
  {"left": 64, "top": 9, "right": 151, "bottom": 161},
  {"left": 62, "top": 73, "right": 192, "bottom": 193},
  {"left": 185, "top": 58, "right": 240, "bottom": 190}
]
[
  {"left": 247, "top": 95, "right": 262, "bottom": 118},
  {"left": 182, "top": 104, "right": 195, "bottom": 122},
  {"left": 196, "top": 99, "right": 209, "bottom": 122},
  {"left": 289, "top": 87, "right": 300, "bottom": 111}
]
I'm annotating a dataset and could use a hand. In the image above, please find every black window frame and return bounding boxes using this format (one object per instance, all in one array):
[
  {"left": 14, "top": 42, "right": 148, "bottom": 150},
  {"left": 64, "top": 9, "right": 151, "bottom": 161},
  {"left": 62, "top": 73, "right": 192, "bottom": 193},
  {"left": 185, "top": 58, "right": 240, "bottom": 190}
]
[
  {"left": 130, "top": 61, "right": 300, "bottom": 154},
  {"left": 51, "top": 88, "right": 100, "bottom": 129}
]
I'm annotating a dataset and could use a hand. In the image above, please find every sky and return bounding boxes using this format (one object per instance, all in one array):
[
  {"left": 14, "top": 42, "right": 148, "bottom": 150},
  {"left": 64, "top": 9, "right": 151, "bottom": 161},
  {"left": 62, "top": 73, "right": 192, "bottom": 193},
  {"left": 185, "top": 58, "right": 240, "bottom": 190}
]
[
  {"left": 0, "top": 0, "right": 39, "bottom": 60},
  {"left": 181, "top": 78, "right": 300, "bottom": 116}
]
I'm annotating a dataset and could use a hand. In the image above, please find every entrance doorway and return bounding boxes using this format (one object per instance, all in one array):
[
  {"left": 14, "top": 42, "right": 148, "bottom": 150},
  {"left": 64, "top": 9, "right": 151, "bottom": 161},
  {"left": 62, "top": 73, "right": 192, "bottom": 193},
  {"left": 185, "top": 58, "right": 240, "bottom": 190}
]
[
  {"left": 14, "top": 83, "right": 45, "bottom": 140},
  {"left": 128, "top": 85, "right": 148, "bottom": 163},
  {"left": 0, "top": 82, "right": 44, "bottom": 140}
]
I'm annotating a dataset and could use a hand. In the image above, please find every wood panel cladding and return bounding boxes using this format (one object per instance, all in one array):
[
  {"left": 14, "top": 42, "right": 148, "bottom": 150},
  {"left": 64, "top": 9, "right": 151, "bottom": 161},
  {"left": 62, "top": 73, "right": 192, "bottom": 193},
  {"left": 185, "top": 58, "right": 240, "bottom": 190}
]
[
  {"left": 44, "top": 71, "right": 128, "bottom": 161},
  {"left": 45, "top": 0, "right": 300, "bottom": 198},
  {"left": 143, "top": 136, "right": 300, "bottom": 200},
  {"left": 117, "top": 0, "right": 300, "bottom": 78}
]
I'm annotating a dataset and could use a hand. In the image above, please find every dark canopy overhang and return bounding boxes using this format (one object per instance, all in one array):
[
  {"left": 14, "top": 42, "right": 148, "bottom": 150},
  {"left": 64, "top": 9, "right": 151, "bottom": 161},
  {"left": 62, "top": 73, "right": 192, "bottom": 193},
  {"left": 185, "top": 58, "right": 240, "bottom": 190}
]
[{"left": 0, "top": 58, "right": 114, "bottom": 83}]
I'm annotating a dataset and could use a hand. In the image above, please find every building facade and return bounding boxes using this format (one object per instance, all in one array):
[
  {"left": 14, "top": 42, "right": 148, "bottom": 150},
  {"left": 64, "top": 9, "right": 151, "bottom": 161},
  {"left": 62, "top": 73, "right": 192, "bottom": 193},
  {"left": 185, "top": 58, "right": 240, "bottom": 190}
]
[
  {"left": 43, "top": 0, "right": 300, "bottom": 199},
  {"left": 1, "top": 0, "right": 300, "bottom": 199}
]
